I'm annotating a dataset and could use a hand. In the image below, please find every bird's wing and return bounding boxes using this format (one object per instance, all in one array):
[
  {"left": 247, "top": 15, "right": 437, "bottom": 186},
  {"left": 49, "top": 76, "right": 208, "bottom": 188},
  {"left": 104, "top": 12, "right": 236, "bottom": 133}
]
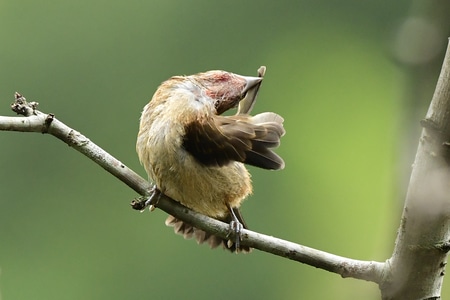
[{"left": 182, "top": 112, "right": 285, "bottom": 170}]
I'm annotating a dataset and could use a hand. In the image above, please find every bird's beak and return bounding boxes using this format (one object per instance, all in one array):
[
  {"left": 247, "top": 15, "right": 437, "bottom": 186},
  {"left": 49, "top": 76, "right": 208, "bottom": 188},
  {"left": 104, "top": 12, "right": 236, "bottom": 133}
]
[
  {"left": 237, "top": 75, "right": 264, "bottom": 115},
  {"left": 242, "top": 76, "right": 262, "bottom": 94}
]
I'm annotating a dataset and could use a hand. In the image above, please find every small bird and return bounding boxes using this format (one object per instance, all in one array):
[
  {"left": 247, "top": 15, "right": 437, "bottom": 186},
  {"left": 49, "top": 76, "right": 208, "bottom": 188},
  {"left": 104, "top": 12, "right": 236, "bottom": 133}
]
[{"left": 136, "top": 67, "right": 285, "bottom": 252}]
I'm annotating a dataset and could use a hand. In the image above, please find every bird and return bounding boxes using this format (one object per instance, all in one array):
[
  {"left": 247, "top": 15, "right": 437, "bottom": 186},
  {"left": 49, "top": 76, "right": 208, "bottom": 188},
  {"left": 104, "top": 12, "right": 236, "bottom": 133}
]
[{"left": 136, "top": 67, "right": 285, "bottom": 253}]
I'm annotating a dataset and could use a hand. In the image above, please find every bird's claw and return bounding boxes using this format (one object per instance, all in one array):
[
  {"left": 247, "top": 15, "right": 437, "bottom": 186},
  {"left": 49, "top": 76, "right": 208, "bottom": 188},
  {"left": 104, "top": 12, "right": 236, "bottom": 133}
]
[
  {"left": 130, "top": 186, "right": 161, "bottom": 212},
  {"left": 227, "top": 220, "right": 244, "bottom": 250}
]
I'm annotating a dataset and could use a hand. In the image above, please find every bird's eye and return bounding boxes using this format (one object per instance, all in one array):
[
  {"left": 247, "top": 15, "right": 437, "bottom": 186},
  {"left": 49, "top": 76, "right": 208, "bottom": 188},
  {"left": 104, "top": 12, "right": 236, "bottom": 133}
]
[{"left": 241, "top": 91, "right": 248, "bottom": 99}]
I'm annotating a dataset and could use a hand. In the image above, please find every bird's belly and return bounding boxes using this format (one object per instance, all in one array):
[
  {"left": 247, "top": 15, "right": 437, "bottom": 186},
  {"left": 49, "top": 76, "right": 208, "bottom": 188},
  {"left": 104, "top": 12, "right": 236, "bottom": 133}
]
[{"left": 152, "top": 155, "right": 252, "bottom": 219}]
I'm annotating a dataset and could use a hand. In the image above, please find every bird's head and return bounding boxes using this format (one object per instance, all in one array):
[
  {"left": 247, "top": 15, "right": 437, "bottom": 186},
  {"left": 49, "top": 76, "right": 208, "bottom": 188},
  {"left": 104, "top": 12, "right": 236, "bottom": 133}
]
[{"left": 170, "top": 70, "right": 262, "bottom": 115}]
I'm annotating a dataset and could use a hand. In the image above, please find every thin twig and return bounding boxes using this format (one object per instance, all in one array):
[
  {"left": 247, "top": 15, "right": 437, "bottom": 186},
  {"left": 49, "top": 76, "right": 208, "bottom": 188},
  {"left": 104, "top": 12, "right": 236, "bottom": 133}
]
[{"left": 1, "top": 92, "right": 385, "bottom": 284}]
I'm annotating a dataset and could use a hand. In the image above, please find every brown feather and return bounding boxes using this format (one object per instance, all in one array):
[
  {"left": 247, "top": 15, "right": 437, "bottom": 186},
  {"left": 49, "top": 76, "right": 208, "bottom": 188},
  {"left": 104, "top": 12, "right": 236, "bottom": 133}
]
[{"left": 182, "top": 113, "right": 285, "bottom": 170}]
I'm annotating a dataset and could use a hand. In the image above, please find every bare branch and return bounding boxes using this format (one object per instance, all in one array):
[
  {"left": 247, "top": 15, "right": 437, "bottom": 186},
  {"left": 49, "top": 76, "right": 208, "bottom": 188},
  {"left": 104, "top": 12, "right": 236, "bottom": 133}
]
[
  {"left": 3, "top": 93, "right": 151, "bottom": 196},
  {"left": 154, "top": 194, "right": 385, "bottom": 283},
  {"left": 0, "top": 92, "right": 385, "bottom": 284}
]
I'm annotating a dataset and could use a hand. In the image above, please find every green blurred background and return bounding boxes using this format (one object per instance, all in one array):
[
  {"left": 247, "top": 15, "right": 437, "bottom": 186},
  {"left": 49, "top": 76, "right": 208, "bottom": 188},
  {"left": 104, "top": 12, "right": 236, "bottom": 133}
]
[{"left": 1, "top": 0, "right": 449, "bottom": 299}]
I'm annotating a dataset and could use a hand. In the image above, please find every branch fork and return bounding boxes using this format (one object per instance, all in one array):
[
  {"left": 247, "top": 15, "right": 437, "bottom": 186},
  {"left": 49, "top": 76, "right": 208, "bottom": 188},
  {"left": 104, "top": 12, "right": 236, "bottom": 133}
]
[{"left": 3, "top": 39, "right": 450, "bottom": 298}]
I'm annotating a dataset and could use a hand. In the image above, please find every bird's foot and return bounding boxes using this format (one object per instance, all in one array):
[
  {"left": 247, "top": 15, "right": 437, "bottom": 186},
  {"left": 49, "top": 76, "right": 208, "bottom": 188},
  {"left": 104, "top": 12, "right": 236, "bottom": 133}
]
[
  {"left": 225, "top": 204, "right": 245, "bottom": 251},
  {"left": 130, "top": 186, "right": 161, "bottom": 212},
  {"left": 227, "top": 219, "right": 244, "bottom": 250}
]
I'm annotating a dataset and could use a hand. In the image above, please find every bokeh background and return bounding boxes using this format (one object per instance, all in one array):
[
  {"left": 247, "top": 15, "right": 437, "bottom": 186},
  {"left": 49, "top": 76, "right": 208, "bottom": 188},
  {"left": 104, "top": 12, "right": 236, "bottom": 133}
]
[{"left": 1, "top": 0, "right": 450, "bottom": 299}]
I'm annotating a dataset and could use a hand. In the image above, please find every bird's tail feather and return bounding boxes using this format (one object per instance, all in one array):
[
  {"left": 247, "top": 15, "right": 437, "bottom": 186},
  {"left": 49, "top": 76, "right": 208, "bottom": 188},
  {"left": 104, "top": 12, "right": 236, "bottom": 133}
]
[{"left": 165, "top": 212, "right": 251, "bottom": 253}]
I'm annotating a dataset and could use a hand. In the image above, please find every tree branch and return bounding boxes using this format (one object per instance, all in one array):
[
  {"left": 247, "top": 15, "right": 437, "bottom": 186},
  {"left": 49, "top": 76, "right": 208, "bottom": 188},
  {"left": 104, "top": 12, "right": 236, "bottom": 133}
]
[
  {"left": 1, "top": 92, "right": 385, "bottom": 284},
  {"left": 2, "top": 93, "right": 151, "bottom": 196},
  {"left": 381, "top": 39, "right": 450, "bottom": 299}
]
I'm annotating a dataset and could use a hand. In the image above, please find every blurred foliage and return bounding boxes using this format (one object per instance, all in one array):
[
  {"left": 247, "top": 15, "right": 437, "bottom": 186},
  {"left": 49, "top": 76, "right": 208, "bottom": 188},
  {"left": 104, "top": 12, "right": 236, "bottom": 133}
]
[{"left": 1, "top": 0, "right": 449, "bottom": 299}]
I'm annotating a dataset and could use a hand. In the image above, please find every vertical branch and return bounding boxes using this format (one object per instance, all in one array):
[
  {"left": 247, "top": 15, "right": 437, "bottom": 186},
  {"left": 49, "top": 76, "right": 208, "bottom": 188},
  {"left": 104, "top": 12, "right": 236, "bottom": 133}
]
[{"left": 381, "top": 39, "right": 450, "bottom": 299}]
